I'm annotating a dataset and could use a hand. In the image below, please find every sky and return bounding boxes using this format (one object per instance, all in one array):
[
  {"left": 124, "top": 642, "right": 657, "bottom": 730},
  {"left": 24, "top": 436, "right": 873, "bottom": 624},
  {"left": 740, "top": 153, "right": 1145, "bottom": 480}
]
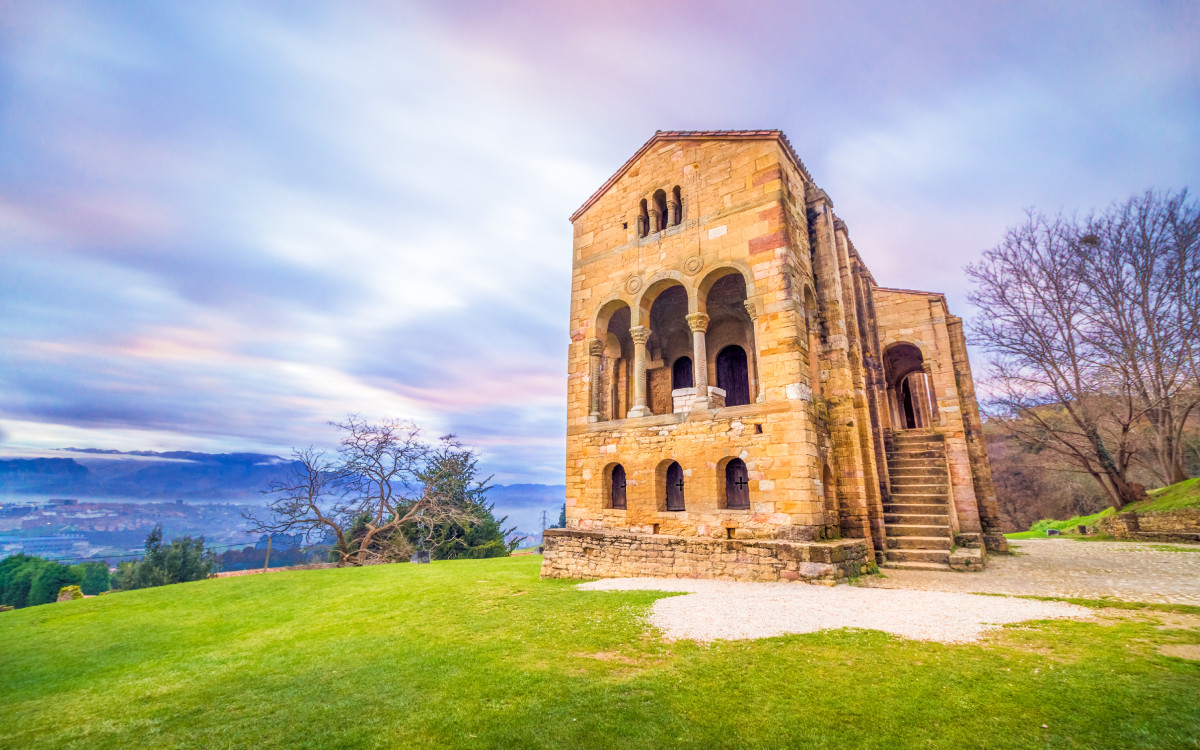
[{"left": 1, "top": 0, "right": 1197, "bottom": 484}]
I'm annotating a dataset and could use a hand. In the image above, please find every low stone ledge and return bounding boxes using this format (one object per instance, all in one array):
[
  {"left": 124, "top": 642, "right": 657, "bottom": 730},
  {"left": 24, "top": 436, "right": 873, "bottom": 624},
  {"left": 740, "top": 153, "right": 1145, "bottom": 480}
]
[{"left": 540, "top": 528, "right": 872, "bottom": 584}]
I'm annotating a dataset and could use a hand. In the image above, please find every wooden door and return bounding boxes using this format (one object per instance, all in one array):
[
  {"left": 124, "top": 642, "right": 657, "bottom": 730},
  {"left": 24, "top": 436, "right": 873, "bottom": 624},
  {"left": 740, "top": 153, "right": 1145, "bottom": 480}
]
[
  {"left": 725, "top": 459, "right": 750, "bottom": 509},
  {"left": 665, "top": 461, "right": 685, "bottom": 511}
]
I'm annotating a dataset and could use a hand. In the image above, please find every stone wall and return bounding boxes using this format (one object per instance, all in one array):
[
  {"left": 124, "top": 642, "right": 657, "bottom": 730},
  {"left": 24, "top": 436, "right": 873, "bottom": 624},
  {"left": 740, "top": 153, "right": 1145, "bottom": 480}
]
[
  {"left": 541, "top": 528, "right": 873, "bottom": 584},
  {"left": 1097, "top": 509, "right": 1200, "bottom": 543}
]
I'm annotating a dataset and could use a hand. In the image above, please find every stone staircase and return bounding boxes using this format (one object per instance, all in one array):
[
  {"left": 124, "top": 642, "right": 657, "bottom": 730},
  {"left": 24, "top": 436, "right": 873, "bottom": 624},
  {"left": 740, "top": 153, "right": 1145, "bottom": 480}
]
[{"left": 883, "top": 430, "right": 954, "bottom": 570}]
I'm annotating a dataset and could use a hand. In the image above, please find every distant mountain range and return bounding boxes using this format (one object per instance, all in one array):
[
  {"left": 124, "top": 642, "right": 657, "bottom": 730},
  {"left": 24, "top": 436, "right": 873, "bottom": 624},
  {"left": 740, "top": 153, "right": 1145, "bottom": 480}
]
[{"left": 0, "top": 450, "right": 565, "bottom": 532}]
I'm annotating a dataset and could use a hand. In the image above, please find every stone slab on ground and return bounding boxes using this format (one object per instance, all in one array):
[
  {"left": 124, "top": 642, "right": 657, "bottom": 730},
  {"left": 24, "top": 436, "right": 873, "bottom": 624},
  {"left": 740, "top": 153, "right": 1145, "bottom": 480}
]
[
  {"left": 579, "top": 577, "right": 1091, "bottom": 644},
  {"left": 858, "top": 539, "right": 1200, "bottom": 606}
]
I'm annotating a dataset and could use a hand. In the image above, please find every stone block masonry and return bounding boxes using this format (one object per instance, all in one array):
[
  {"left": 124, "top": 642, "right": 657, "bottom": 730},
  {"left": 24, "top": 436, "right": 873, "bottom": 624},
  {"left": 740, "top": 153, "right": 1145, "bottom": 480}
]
[
  {"left": 554, "top": 130, "right": 1003, "bottom": 584},
  {"left": 541, "top": 528, "right": 873, "bottom": 584}
]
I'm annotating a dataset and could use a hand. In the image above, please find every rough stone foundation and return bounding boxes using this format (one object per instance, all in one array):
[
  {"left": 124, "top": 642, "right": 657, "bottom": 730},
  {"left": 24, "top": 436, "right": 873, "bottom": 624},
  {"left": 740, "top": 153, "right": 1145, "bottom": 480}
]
[
  {"left": 1098, "top": 509, "right": 1200, "bottom": 543},
  {"left": 541, "top": 528, "right": 872, "bottom": 584}
]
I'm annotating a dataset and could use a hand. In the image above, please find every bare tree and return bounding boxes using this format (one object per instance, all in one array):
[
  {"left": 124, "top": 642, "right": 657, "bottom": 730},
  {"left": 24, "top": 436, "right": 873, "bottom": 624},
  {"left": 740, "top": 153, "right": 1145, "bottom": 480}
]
[
  {"left": 246, "top": 417, "right": 483, "bottom": 566},
  {"left": 967, "top": 212, "right": 1145, "bottom": 509},
  {"left": 1077, "top": 189, "right": 1200, "bottom": 484}
]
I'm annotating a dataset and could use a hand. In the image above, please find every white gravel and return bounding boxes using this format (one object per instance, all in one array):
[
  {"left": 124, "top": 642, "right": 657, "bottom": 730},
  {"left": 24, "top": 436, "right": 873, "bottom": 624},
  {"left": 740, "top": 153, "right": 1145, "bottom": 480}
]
[{"left": 579, "top": 578, "right": 1093, "bottom": 644}]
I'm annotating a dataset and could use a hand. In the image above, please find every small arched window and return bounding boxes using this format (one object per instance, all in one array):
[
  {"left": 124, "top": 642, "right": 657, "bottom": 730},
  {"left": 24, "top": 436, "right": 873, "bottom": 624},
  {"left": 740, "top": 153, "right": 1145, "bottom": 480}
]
[
  {"left": 716, "top": 344, "right": 750, "bottom": 406},
  {"left": 665, "top": 461, "right": 685, "bottom": 511},
  {"left": 670, "top": 186, "right": 683, "bottom": 226},
  {"left": 672, "top": 356, "right": 693, "bottom": 390},
  {"left": 610, "top": 464, "right": 626, "bottom": 510},
  {"left": 725, "top": 458, "right": 749, "bottom": 509}
]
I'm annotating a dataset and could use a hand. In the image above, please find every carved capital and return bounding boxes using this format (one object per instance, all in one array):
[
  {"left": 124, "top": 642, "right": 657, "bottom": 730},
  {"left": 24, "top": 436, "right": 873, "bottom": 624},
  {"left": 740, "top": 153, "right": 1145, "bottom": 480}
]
[
  {"left": 629, "top": 326, "right": 651, "bottom": 345},
  {"left": 743, "top": 300, "right": 758, "bottom": 319},
  {"left": 921, "top": 362, "right": 932, "bottom": 373},
  {"left": 588, "top": 339, "right": 604, "bottom": 357},
  {"left": 685, "top": 312, "right": 709, "bottom": 332}
]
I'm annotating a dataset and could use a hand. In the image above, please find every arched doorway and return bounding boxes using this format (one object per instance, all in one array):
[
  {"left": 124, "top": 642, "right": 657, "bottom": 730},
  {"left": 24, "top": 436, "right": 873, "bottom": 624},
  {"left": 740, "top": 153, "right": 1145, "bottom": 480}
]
[
  {"left": 672, "top": 356, "right": 693, "bottom": 390},
  {"left": 609, "top": 464, "right": 626, "bottom": 510},
  {"left": 716, "top": 345, "right": 750, "bottom": 406},
  {"left": 725, "top": 458, "right": 750, "bottom": 509},
  {"left": 664, "top": 461, "right": 685, "bottom": 511},
  {"left": 883, "top": 343, "right": 935, "bottom": 430}
]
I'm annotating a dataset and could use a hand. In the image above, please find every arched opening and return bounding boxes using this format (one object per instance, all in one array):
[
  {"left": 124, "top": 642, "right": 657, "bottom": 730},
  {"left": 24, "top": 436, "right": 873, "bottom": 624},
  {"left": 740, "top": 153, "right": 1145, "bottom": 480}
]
[
  {"left": 609, "top": 464, "right": 627, "bottom": 510},
  {"left": 651, "top": 189, "right": 668, "bottom": 233},
  {"left": 900, "top": 378, "right": 917, "bottom": 429},
  {"left": 646, "top": 283, "right": 692, "bottom": 415},
  {"left": 724, "top": 458, "right": 750, "bottom": 509},
  {"left": 883, "top": 343, "right": 934, "bottom": 430},
  {"left": 702, "top": 272, "right": 757, "bottom": 405},
  {"left": 597, "top": 303, "right": 633, "bottom": 421},
  {"left": 664, "top": 461, "right": 685, "bottom": 511},
  {"left": 821, "top": 463, "right": 839, "bottom": 539},
  {"left": 670, "top": 185, "right": 683, "bottom": 226},
  {"left": 716, "top": 345, "right": 750, "bottom": 406},
  {"left": 638, "top": 199, "right": 649, "bottom": 238},
  {"left": 672, "top": 356, "right": 693, "bottom": 390},
  {"left": 802, "top": 286, "right": 821, "bottom": 398}
]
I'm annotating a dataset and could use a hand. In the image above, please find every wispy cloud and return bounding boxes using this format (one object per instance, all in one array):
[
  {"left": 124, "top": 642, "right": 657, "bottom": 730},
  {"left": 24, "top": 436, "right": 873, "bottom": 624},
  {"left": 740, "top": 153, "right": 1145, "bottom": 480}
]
[{"left": 1, "top": 0, "right": 1196, "bottom": 483}]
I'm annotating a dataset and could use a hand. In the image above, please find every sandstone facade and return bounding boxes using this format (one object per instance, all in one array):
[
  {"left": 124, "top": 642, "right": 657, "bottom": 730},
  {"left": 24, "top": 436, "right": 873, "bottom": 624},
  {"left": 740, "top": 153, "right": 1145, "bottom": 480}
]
[{"left": 543, "top": 130, "right": 1006, "bottom": 584}]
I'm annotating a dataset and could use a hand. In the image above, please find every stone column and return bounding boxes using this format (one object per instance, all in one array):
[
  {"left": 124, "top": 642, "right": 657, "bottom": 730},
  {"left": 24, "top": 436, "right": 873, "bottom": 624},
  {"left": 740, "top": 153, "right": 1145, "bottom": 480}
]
[
  {"left": 886, "top": 384, "right": 899, "bottom": 429},
  {"left": 667, "top": 197, "right": 680, "bottom": 227},
  {"left": 628, "top": 326, "right": 651, "bottom": 418},
  {"left": 648, "top": 204, "right": 661, "bottom": 234},
  {"left": 685, "top": 312, "right": 709, "bottom": 408},
  {"left": 743, "top": 300, "right": 764, "bottom": 402},
  {"left": 922, "top": 362, "right": 940, "bottom": 424},
  {"left": 588, "top": 339, "right": 603, "bottom": 422}
]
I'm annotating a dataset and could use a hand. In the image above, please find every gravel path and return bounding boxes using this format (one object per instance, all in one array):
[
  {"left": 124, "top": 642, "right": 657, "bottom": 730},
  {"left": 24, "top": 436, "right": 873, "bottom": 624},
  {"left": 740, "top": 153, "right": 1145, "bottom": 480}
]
[
  {"left": 579, "top": 578, "right": 1092, "bottom": 644},
  {"left": 860, "top": 539, "right": 1200, "bottom": 605}
]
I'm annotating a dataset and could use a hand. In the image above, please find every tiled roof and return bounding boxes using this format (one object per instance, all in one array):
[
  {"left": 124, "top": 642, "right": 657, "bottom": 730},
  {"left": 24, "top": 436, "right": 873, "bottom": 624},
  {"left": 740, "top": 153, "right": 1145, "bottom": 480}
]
[{"left": 569, "top": 130, "right": 817, "bottom": 222}]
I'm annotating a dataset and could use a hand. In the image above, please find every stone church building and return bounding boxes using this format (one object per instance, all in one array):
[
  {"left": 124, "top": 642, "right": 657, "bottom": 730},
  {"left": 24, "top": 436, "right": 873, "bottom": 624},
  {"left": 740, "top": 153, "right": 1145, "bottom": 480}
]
[{"left": 541, "top": 130, "right": 1007, "bottom": 584}]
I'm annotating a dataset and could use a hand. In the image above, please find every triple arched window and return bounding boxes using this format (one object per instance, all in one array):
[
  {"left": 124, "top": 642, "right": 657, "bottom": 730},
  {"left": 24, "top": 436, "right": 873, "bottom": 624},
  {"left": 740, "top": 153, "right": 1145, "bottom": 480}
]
[{"left": 637, "top": 185, "right": 684, "bottom": 238}]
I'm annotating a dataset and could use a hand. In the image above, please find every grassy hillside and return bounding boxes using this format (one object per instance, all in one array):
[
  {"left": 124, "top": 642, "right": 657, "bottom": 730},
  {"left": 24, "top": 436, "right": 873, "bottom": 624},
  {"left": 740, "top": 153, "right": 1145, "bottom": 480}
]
[
  {"left": 1007, "top": 477, "right": 1200, "bottom": 539},
  {"left": 2, "top": 557, "right": 1199, "bottom": 749}
]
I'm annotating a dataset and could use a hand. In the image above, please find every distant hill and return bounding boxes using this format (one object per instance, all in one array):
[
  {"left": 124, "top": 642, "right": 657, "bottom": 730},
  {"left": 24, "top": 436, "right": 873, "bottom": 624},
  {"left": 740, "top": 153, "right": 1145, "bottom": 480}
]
[{"left": 0, "top": 450, "right": 565, "bottom": 531}]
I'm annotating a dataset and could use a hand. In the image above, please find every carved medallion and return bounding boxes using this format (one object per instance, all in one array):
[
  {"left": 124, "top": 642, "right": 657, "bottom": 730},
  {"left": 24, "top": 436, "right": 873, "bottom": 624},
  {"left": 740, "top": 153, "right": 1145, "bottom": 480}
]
[
  {"left": 624, "top": 275, "right": 643, "bottom": 295},
  {"left": 683, "top": 255, "right": 704, "bottom": 276}
]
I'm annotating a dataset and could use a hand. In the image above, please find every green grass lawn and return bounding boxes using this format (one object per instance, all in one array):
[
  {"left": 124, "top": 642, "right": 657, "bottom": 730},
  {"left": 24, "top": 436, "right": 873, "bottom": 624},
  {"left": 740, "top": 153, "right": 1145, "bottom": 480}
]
[
  {"left": 2, "top": 557, "right": 1199, "bottom": 749},
  {"left": 1006, "top": 477, "right": 1200, "bottom": 540}
]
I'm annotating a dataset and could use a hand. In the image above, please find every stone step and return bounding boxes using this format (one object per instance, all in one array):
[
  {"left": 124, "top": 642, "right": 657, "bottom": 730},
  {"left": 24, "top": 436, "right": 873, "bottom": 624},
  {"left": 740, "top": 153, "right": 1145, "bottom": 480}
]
[
  {"left": 892, "top": 451, "right": 945, "bottom": 463},
  {"left": 887, "top": 493, "right": 949, "bottom": 503},
  {"left": 886, "top": 465, "right": 947, "bottom": 476},
  {"left": 887, "top": 535, "right": 953, "bottom": 550},
  {"left": 888, "top": 458, "right": 946, "bottom": 469},
  {"left": 884, "top": 513, "right": 948, "bottom": 526},
  {"left": 885, "top": 548, "right": 951, "bottom": 565},
  {"left": 880, "top": 560, "right": 952, "bottom": 571},
  {"left": 891, "top": 473, "right": 948, "bottom": 483},
  {"left": 884, "top": 503, "right": 949, "bottom": 515},
  {"left": 886, "top": 524, "right": 953, "bottom": 538},
  {"left": 888, "top": 483, "right": 949, "bottom": 494}
]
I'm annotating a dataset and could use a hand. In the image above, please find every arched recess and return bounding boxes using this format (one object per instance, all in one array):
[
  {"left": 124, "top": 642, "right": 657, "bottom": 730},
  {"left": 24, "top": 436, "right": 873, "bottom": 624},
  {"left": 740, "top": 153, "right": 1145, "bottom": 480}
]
[
  {"left": 883, "top": 342, "right": 935, "bottom": 430},
  {"left": 658, "top": 459, "right": 686, "bottom": 512},
  {"left": 639, "top": 280, "right": 692, "bottom": 415},
  {"left": 594, "top": 300, "right": 633, "bottom": 421},
  {"left": 702, "top": 271, "right": 758, "bottom": 405},
  {"left": 821, "top": 462, "right": 839, "bottom": 540},
  {"left": 802, "top": 285, "right": 822, "bottom": 398},
  {"left": 605, "top": 463, "right": 627, "bottom": 510},
  {"left": 722, "top": 457, "right": 750, "bottom": 510}
]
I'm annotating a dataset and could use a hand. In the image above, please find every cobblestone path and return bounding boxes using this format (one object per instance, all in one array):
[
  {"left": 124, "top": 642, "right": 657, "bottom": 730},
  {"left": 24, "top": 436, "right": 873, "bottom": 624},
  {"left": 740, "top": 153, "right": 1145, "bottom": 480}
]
[{"left": 859, "top": 539, "right": 1200, "bottom": 605}]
